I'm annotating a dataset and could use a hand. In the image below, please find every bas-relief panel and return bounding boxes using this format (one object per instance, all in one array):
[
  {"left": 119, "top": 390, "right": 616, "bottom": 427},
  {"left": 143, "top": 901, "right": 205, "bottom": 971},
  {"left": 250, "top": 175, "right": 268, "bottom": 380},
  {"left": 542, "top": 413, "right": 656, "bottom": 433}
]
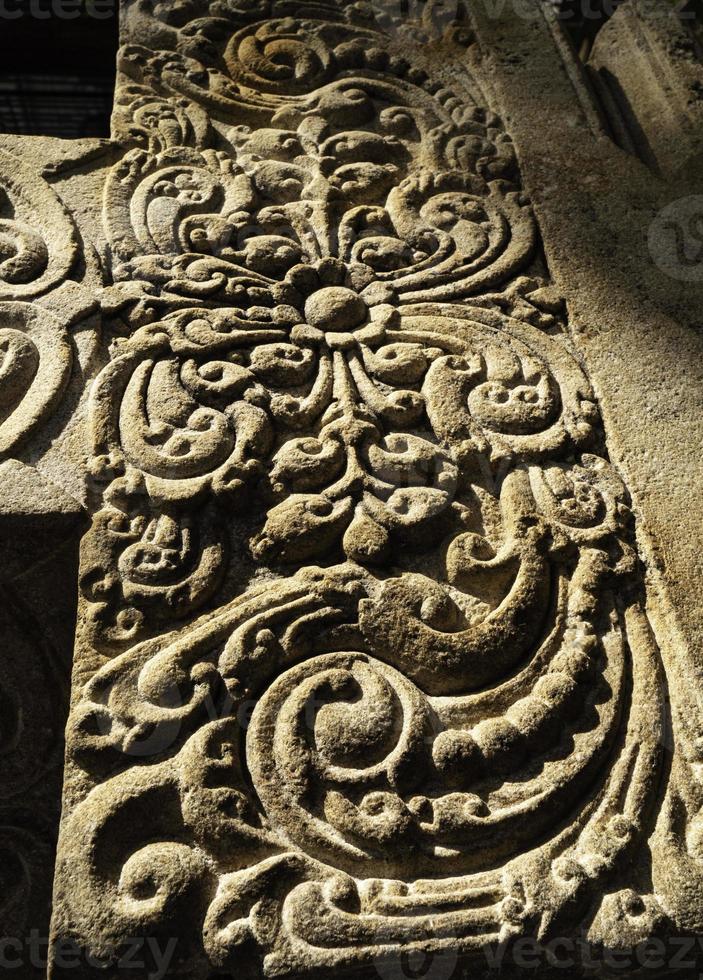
[{"left": 45, "top": 2, "right": 703, "bottom": 977}]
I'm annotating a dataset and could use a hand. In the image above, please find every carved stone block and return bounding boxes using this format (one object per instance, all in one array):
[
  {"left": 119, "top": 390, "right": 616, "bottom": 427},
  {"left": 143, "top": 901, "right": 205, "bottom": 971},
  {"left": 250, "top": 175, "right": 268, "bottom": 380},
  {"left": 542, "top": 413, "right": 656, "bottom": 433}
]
[
  {"left": 0, "top": 132, "right": 106, "bottom": 974},
  {"left": 0, "top": 2, "right": 689, "bottom": 978}
]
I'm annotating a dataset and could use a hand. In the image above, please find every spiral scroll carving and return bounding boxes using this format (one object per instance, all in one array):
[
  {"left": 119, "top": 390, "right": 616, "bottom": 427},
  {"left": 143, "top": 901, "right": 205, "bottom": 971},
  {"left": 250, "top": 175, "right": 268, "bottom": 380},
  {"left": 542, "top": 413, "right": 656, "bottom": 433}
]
[
  {"left": 0, "top": 149, "right": 80, "bottom": 456},
  {"left": 0, "top": 303, "right": 73, "bottom": 455}
]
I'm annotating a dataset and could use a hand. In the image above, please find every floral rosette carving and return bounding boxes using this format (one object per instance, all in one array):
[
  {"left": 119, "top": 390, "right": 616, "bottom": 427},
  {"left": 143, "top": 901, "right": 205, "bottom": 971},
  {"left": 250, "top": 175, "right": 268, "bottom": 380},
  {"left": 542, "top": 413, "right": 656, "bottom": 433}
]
[
  {"left": 58, "top": 5, "right": 671, "bottom": 978},
  {"left": 105, "top": 16, "right": 533, "bottom": 324},
  {"left": 85, "top": 285, "right": 596, "bottom": 646}
]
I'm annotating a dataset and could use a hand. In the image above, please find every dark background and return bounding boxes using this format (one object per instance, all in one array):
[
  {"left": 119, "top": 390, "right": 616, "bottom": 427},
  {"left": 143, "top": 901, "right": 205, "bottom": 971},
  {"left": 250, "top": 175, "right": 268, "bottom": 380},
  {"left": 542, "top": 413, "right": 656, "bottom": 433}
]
[{"left": 0, "top": 0, "right": 118, "bottom": 138}]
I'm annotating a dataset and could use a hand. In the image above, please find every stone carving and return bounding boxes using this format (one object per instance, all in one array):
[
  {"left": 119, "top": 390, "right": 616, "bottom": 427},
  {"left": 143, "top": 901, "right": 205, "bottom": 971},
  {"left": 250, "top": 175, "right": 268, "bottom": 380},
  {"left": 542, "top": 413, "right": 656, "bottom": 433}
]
[
  {"left": 0, "top": 302, "right": 73, "bottom": 456},
  {"left": 0, "top": 147, "right": 80, "bottom": 457},
  {"left": 51, "top": 3, "right": 684, "bottom": 977},
  {"left": 0, "top": 138, "right": 94, "bottom": 974},
  {"left": 0, "top": 147, "right": 78, "bottom": 301},
  {"left": 0, "top": 138, "right": 102, "bottom": 966}
]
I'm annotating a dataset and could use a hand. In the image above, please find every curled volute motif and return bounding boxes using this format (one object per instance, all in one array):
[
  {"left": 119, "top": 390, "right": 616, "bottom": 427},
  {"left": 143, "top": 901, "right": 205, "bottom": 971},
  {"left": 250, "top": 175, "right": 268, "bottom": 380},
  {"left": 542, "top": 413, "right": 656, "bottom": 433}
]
[
  {"left": 0, "top": 149, "right": 81, "bottom": 456},
  {"left": 0, "top": 148, "right": 78, "bottom": 301},
  {"left": 56, "top": 4, "right": 672, "bottom": 979},
  {"left": 0, "top": 303, "right": 72, "bottom": 455}
]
